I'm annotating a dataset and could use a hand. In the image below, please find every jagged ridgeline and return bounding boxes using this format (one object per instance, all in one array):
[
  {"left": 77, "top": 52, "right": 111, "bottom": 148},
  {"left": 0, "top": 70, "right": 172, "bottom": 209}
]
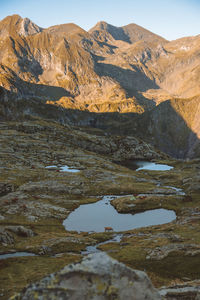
[{"left": 0, "top": 14, "right": 199, "bottom": 158}]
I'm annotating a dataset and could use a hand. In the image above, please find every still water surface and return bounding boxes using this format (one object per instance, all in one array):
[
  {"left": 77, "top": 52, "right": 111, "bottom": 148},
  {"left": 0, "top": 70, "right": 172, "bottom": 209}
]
[
  {"left": 0, "top": 252, "right": 36, "bottom": 260},
  {"left": 136, "top": 161, "right": 173, "bottom": 171},
  {"left": 45, "top": 165, "right": 80, "bottom": 173},
  {"left": 63, "top": 196, "right": 176, "bottom": 233}
]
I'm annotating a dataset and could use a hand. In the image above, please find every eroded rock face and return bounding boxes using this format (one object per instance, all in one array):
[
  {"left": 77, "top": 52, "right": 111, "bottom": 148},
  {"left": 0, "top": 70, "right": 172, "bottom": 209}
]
[
  {"left": 15, "top": 252, "right": 161, "bottom": 300},
  {"left": 19, "top": 18, "right": 42, "bottom": 37}
]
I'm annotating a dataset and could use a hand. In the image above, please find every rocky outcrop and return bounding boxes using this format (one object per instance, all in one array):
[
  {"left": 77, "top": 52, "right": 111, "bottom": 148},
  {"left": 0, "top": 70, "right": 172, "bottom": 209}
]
[
  {"left": 0, "top": 228, "right": 14, "bottom": 245},
  {"left": 160, "top": 283, "right": 200, "bottom": 300},
  {"left": 19, "top": 18, "right": 42, "bottom": 36},
  {"left": 5, "top": 226, "right": 35, "bottom": 238},
  {"left": 0, "top": 226, "right": 34, "bottom": 245},
  {"left": 146, "top": 244, "right": 200, "bottom": 260},
  {"left": 68, "top": 131, "right": 165, "bottom": 161},
  {"left": 14, "top": 252, "right": 161, "bottom": 300},
  {"left": 0, "top": 183, "right": 14, "bottom": 196}
]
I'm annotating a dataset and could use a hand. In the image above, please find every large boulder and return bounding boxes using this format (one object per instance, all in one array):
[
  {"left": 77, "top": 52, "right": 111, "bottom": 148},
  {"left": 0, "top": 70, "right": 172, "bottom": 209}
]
[{"left": 13, "top": 252, "right": 161, "bottom": 299}]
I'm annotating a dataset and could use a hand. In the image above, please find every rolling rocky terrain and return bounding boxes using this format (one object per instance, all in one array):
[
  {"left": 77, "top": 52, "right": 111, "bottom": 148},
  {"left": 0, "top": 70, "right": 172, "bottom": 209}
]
[
  {"left": 0, "top": 14, "right": 200, "bottom": 300},
  {"left": 0, "top": 118, "right": 200, "bottom": 299}
]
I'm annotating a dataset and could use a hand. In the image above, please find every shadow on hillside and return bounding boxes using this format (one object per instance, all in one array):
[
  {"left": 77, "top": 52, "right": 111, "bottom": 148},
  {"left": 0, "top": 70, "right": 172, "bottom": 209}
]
[
  {"left": 30, "top": 83, "right": 73, "bottom": 100},
  {"left": 94, "top": 61, "right": 159, "bottom": 96},
  {"left": 95, "top": 42, "right": 117, "bottom": 54},
  {"left": 0, "top": 85, "right": 199, "bottom": 159},
  {"left": 10, "top": 36, "right": 43, "bottom": 82},
  {"left": 4, "top": 60, "right": 157, "bottom": 111},
  {"left": 132, "top": 100, "right": 200, "bottom": 158},
  {"left": 12, "top": 76, "right": 73, "bottom": 101},
  {"left": 93, "top": 60, "right": 158, "bottom": 109},
  {"left": 106, "top": 25, "right": 131, "bottom": 44}
]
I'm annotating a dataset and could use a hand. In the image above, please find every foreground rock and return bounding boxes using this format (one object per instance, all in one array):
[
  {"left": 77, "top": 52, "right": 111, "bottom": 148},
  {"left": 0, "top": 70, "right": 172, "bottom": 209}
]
[{"left": 14, "top": 252, "right": 161, "bottom": 300}]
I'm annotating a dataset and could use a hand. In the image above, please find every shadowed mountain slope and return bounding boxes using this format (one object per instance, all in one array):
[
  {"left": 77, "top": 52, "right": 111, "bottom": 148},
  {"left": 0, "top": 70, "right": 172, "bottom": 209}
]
[
  {"left": 0, "top": 84, "right": 199, "bottom": 159},
  {"left": 132, "top": 96, "right": 200, "bottom": 158}
]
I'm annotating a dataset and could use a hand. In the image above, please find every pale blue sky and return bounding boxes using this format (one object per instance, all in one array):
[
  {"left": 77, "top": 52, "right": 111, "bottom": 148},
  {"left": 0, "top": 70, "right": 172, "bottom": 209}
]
[{"left": 0, "top": 0, "right": 200, "bottom": 40}]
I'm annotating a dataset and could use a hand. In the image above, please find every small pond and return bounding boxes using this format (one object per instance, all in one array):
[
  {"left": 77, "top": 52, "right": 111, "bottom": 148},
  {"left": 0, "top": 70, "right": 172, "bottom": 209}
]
[
  {"left": 0, "top": 252, "right": 36, "bottom": 260},
  {"left": 136, "top": 161, "right": 173, "bottom": 171},
  {"left": 63, "top": 195, "right": 176, "bottom": 233},
  {"left": 45, "top": 165, "right": 80, "bottom": 173},
  {"left": 115, "top": 160, "right": 173, "bottom": 171}
]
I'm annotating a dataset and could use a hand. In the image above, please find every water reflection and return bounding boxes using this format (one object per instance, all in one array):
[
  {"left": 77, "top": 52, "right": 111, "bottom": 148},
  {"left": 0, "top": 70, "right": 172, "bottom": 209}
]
[{"left": 63, "top": 195, "right": 176, "bottom": 233}]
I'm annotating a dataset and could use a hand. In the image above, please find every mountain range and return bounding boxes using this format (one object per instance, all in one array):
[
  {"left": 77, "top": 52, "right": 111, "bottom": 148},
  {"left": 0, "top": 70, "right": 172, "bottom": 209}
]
[{"left": 0, "top": 14, "right": 199, "bottom": 158}]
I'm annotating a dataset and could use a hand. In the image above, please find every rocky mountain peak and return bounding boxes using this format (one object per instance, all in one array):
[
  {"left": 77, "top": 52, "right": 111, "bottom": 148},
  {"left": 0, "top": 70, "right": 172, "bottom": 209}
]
[
  {"left": 89, "top": 21, "right": 131, "bottom": 43},
  {"left": 122, "top": 23, "right": 167, "bottom": 44},
  {"left": 1, "top": 14, "right": 22, "bottom": 25},
  {"left": 0, "top": 14, "right": 42, "bottom": 37},
  {"left": 91, "top": 21, "right": 109, "bottom": 30},
  {"left": 19, "top": 17, "right": 42, "bottom": 36},
  {"left": 89, "top": 20, "right": 166, "bottom": 45},
  {"left": 0, "top": 14, "right": 21, "bottom": 36},
  {"left": 46, "top": 22, "right": 85, "bottom": 35}
]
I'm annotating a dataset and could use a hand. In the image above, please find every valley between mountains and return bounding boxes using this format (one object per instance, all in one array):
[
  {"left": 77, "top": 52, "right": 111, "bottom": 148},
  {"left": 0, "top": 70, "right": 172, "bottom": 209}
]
[{"left": 0, "top": 14, "right": 200, "bottom": 299}]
